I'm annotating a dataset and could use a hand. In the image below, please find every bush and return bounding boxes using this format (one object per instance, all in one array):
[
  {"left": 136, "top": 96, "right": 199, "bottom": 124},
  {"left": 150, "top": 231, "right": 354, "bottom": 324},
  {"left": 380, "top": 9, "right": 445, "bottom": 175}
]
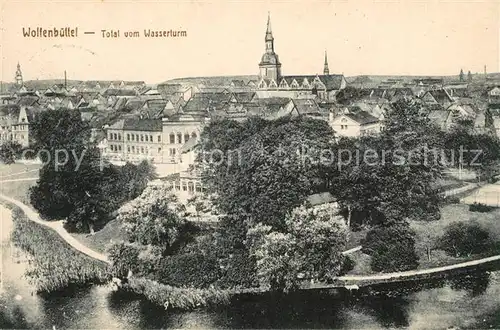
[
  {"left": 0, "top": 141, "right": 22, "bottom": 164},
  {"left": 444, "top": 196, "right": 461, "bottom": 204},
  {"left": 216, "top": 250, "right": 259, "bottom": 289},
  {"left": 339, "top": 255, "right": 355, "bottom": 275},
  {"left": 439, "top": 222, "right": 493, "bottom": 257},
  {"left": 362, "top": 223, "right": 419, "bottom": 273},
  {"left": 154, "top": 252, "right": 221, "bottom": 288},
  {"left": 124, "top": 277, "right": 232, "bottom": 310},
  {"left": 469, "top": 202, "right": 494, "bottom": 213}
]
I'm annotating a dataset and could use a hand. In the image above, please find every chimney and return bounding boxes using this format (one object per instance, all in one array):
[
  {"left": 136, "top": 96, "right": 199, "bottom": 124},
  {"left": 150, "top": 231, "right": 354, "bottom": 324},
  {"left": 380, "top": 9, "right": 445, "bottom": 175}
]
[{"left": 64, "top": 70, "right": 67, "bottom": 89}]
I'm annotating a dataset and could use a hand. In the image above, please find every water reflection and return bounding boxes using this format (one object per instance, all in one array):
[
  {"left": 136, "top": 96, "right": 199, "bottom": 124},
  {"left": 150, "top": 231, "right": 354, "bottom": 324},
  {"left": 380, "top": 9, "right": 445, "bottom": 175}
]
[{"left": 1, "top": 201, "right": 500, "bottom": 329}]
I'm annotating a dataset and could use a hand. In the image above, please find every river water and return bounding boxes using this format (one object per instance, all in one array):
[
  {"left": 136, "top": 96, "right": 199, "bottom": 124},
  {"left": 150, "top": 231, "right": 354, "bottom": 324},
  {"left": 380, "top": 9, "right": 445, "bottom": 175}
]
[{"left": 1, "top": 205, "right": 500, "bottom": 329}]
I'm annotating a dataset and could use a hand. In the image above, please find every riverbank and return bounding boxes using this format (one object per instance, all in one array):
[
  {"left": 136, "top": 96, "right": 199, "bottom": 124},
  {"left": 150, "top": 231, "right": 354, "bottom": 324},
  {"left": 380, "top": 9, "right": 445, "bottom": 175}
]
[{"left": 4, "top": 204, "right": 111, "bottom": 292}]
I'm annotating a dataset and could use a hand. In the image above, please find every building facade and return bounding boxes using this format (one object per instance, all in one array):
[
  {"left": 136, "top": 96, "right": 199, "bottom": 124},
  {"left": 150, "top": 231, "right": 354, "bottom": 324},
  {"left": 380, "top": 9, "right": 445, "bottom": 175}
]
[
  {"left": 103, "top": 119, "right": 164, "bottom": 163},
  {"left": 329, "top": 111, "right": 381, "bottom": 137}
]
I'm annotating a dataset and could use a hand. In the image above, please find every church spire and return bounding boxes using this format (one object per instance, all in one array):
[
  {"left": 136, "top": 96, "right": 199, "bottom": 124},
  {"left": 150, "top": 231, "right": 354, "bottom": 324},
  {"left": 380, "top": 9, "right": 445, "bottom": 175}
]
[
  {"left": 259, "top": 12, "right": 281, "bottom": 82},
  {"left": 323, "top": 51, "right": 329, "bottom": 75},
  {"left": 15, "top": 62, "right": 23, "bottom": 86},
  {"left": 266, "top": 12, "right": 273, "bottom": 41}
]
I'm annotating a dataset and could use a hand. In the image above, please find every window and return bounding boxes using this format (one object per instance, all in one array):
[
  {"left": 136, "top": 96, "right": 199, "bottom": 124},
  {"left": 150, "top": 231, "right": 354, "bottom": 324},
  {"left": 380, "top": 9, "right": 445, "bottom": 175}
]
[
  {"left": 149, "top": 135, "right": 153, "bottom": 142},
  {"left": 191, "top": 132, "right": 197, "bottom": 139},
  {"left": 141, "top": 147, "right": 144, "bottom": 153},
  {"left": 158, "top": 147, "right": 162, "bottom": 153},
  {"left": 182, "top": 182, "right": 187, "bottom": 191},
  {"left": 135, "top": 134, "right": 139, "bottom": 141},
  {"left": 188, "top": 181, "right": 194, "bottom": 193},
  {"left": 169, "top": 148, "right": 176, "bottom": 156},
  {"left": 175, "top": 182, "right": 181, "bottom": 191},
  {"left": 21, "top": 118, "right": 25, "bottom": 123},
  {"left": 340, "top": 125, "right": 348, "bottom": 130},
  {"left": 140, "top": 135, "right": 144, "bottom": 142},
  {"left": 184, "top": 134, "right": 190, "bottom": 142},
  {"left": 177, "top": 133, "right": 182, "bottom": 144},
  {"left": 132, "top": 146, "right": 135, "bottom": 153},
  {"left": 118, "top": 134, "right": 121, "bottom": 141},
  {"left": 127, "top": 146, "right": 130, "bottom": 153},
  {"left": 196, "top": 185, "right": 202, "bottom": 193},
  {"left": 169, "top": 133, "right": 175, "bottom": 144},
  {"left": 118, "top": 145, "right": 122, "bottom": 151},
  {"left": 158, "top": 135, "right": 161, "bottom": 142},
  {"left": 131, "top": 134, "right": 135, "bottom": 141},
  {"left": 113, "top": 133, "right": 117, "bottom": 140}
]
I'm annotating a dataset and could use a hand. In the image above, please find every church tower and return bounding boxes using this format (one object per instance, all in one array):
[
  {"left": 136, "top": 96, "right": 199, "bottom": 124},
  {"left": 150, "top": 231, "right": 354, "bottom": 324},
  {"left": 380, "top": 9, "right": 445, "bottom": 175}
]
[
  {"left": 323, "top": 51, "right": 330, "bottom": 75},
  {"left": 15, "top": 63, "right": 23, "bottom": 86},
  {"left": 259, "top": 13, "right": 281, "bottom": 82}
]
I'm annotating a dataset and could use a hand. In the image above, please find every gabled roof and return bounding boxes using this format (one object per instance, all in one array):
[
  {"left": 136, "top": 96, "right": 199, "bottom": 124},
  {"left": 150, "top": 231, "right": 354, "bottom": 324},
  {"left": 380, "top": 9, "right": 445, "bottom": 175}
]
[
  {"left": 251, "top": 97, "right": 290, "bottom": 106},
  {"left": 103, "top": 89, "right": 137, "bottom": 97},
  {"left": 230, "top": 80, "right": 245, "bottom": 87},
  {"left": 112, "top": 97, "right": 129, "bottom": 111},
  {"left": 343, "top": 111, "right": 379, "bottom": 125},
  {"left": 427, "top": 110, "right": 451, "bottom": 127},
  {"left": 183, "top": 93, "right": 228, "bottom": 112},
  {"left": 422, "top": 89, "right": 453, "bottom": 104},
  {"left": 289, "top": 99, "right": 321, "bottom": 115},
  {"left": 122, "top": 98, "right": 146, "bottom": 112},
  {"left": 270, "top": 74, "right": 345, "bottom": 90},
  {"left": 109, "top": 118, "right": 162, "bottom": 131},
  {"left": 230, "top": 92, "right": 255, "bottom": 103},
  {"left": 16, "top": 97, "right": 39, "bottom": 107},
  {"left": 142, "top": 99, "right": 167, "bottom": 119}
]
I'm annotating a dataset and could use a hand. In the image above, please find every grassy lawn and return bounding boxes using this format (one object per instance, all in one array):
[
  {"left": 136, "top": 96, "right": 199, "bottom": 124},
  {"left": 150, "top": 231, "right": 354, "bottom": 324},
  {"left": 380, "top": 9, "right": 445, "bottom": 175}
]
[
  {"left": 0, "top": 163, "right": 41, "bottom": 177},
  {"left": 345, "top": 204, "right": 500, "bottom": 276},
  {"left": 0, "top": 163, "right": 40, "bottom": 203},
  {"left": 434, "top": 177, "right": 469, "bottom": 191},
  {"left": 411, "top": 203, "right": 500, "bottom": 269},
  {"left": 71, "top": 218, "right": 128, "bottom": 254}
]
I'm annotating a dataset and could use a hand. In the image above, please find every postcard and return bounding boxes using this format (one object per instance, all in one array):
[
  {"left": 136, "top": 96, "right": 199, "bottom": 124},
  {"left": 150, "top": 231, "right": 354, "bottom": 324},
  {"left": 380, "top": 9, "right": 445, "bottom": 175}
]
[{"left": 1, "top": 1, "right": 499, "bottom": 329}]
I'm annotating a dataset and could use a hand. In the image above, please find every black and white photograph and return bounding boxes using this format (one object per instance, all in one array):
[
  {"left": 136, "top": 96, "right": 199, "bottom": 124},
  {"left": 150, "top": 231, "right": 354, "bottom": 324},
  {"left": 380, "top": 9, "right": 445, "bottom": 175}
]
[{"left": 0, "top": 1, "right": 499, "bottom": 328}]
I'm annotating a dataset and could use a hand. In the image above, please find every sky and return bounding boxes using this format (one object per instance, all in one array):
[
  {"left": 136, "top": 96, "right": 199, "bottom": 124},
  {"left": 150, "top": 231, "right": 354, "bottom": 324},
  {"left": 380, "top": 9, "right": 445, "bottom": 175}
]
[{"left": 1, "top": 0, "right": 499, "bottom": 84}]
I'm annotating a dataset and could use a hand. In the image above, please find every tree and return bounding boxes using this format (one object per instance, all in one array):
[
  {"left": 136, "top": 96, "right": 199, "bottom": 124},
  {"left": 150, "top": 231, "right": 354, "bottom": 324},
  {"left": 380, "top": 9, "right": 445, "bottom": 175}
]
[
  {"left": 29, "top": 110, "right": 156, "bottom": 233},
  {"left": 335, "top": 86, "right": 364, "bottom": 105},
  {"left": 0, "top": 141, "right": 22, "bottom": 164},
  {"left": 117, "top": 160, "right": 157, "bottom": 201},
  {"left": 116, "top": 184, "right": 195, "bottom": 255},
  {"left": 331, "top": 99, "right": 445, "bottom": 226},
  {"left": 362, "top": 223, "right": 419, "bottom": 272},
  {"left": 29, "top": 110, "right": 113, "bottom": 232},
  {"left": 248, "top": 204, "right": 347, "bottom": 291},
  {"left": 439, "top": 222, "right": 493, "bottom": 257},
  {"left": 444, "top": 126, "right": 500, "bottom": 179},
  {"left": 186, "top": 195, "right": 211, "bottom": 220},
  {"left": 200, "top": 117, "right": 336, "bottom": 232}
]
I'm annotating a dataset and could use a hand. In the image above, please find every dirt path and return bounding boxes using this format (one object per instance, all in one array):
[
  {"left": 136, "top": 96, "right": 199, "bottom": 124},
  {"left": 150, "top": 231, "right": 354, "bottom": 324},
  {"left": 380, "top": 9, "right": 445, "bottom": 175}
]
[
  {"left": 335, "top": 254, "right": 500, "bottom": 282},
  {"left": 0, "top": 193, "right": 109, "bottom": 264}
]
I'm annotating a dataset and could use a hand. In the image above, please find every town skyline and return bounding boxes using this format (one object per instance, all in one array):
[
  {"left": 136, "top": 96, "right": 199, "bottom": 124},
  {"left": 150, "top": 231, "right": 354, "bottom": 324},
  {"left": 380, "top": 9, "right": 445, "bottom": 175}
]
[{"left": 1, "top": 0, "right": 498, "bottom": 84}]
